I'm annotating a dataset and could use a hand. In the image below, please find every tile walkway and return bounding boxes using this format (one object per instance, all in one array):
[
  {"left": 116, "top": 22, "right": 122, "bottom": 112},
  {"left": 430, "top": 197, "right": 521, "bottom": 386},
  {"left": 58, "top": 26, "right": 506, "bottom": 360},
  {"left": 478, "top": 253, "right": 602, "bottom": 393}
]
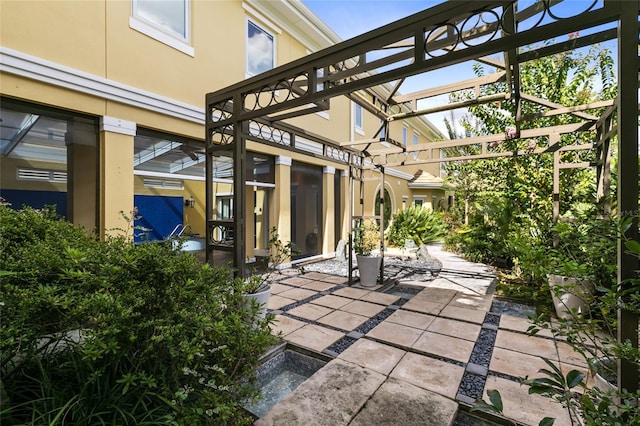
[{"left": 258, "top": 244, "right": 586, "bottom": 426}]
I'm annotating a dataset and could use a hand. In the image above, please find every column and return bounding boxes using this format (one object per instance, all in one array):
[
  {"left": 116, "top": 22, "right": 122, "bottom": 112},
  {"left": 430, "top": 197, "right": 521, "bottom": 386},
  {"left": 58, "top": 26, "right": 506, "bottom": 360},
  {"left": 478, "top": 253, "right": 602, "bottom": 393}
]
[
  {"left": 66, "top": 120, "right": 98, "bottom": 231},
  {"left": 322, "top": 166, "right": 335, "bottom": 256},
  {"left": 98, "top": 116, "right": 136, "bottom": 239},
  {"left": 340, "top": 169, "right": 350, "bottom": 239},
  {"left": 274, "top": 156, "right": 292, "bottom": 264}
]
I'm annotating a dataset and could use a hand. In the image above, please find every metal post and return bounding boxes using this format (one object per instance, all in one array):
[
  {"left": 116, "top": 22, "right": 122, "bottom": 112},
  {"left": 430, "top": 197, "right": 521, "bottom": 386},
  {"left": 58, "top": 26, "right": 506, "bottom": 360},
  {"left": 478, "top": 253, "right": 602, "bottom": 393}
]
[{"left": 616, "top": 0, "right": 639, "bottom": 394}]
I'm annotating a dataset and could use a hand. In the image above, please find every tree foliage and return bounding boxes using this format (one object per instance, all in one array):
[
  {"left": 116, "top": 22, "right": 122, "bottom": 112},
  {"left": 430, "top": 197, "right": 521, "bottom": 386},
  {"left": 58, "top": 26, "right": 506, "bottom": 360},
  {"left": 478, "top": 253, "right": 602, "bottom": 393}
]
[{"left": 443, "top": 43, "right": 617, "bottom": 271}]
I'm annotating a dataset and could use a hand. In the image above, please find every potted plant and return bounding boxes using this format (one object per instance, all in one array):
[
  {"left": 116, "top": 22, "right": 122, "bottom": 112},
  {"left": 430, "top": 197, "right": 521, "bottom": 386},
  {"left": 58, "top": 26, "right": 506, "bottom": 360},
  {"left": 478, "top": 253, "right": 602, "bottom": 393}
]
[
  {"left": 243, "top": 227, "right": 297, "bottom": 318},
  {"left": 353, "top": 221, "right": 381, "bottom": 287}
]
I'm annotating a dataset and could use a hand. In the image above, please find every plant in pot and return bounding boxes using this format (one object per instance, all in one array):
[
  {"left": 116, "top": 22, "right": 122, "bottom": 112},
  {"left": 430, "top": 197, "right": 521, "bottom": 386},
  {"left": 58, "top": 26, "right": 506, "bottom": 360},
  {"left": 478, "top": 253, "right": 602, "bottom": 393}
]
[
  {"left": 243, "top": 227, "right": 298, "bottom": 319},
  {"left": 475, "top": 219, "right": 639, "bottom": 425},
  {"left": 353, "top": 220, "right": 381, "bottom": 287},
  {"left": 546, "top": 207, "right": 617, "bottom": 319}
]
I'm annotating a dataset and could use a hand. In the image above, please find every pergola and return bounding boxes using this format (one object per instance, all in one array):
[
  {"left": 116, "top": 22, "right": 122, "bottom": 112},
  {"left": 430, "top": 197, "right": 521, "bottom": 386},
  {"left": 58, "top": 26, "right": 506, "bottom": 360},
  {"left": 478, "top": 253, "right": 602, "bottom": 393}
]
[{"left": 206, "top": 0, "right": 639, "bottom": 392}]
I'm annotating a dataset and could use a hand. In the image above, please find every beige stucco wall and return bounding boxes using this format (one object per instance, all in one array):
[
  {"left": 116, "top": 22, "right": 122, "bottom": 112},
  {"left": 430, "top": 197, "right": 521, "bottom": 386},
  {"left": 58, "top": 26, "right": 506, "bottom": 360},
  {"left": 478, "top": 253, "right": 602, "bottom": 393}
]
[{"left": 0, "top": 0, "right": 446, "bottom": 251}]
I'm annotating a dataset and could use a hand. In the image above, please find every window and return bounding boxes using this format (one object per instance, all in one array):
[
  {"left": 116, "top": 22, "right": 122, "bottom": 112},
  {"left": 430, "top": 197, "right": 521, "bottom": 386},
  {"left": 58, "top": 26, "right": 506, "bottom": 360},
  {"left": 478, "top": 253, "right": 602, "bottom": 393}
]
[
  {"left": 413, "top": 133, "right": 418, "bottom": 159},
  {"left": 355, "top": 104, "right": 363, "bottom": 133},
  {"left": 379, "top": 119, "right": 386, "bottom": 139},
  {"left": 130, "top": 0, "right": 193, "bottom": 55},
  {"left": 246, "top": 20, "right": 275, "bottom": 76},
  {"left": 402, "top": 127, "right": 408, "bottom": 146}
]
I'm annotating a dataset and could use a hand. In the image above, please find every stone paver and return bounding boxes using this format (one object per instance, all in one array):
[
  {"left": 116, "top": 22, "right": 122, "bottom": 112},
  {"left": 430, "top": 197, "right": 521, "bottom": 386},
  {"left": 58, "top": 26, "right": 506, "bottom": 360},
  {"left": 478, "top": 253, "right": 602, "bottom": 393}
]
[
  {"left": 413, "top": 331, "right": 474, "bottom": 363},
  {"left": 279, "top": 277, "right": 316, "bottom": 287},
  {"left": 270, "top": 283, "right": 294, "bottom": 294},
  {"left": 301, "top": 271, "right": 334, "bottom": 280},
  {"left": 386, "top": 309, "right": 436, "bottom": 330},
  {"left": 311, "top": 294, "right": 352, "bottom": 309},
  {"left": 349, "top": 377, "right": 458, "bottom": 426},
  {"left": 367, "top": 321, "right": 423, "bottom": 348},
  {"left": 494, "top": 330, "right": 557, "bottom": 360},
  {"left": 301, "top": 281, "right": 336, "bottom": 292},
  {"left": 401, "top": 298, "right": 446, "bottom": 315},
  {"left": 390, "top": 352, "right": 464, "bottom": 399},
  {"left": 499, "top": 315, "right": 555, "bottom": 338},
  {"left": 489, "top": 347, "right": 550, "bottom": 378},
  {"left": 255, "top": 359, "right": 386, "bottom": 426},
  {"left": 284, "top": 324, "right": 344, "bottom": 352},
  {"left": 278, "top": 287, "right": 318, "bottom": 301},
  {"left": 448, "top": 293, "right": 493, "bottom": 311},
  {"left": 439, "top": 304, "right": 486, "bottom": 324},
  {"left": 286, "top": 303, "right": 333, "bottom": 321},
  {"left": 271, "top": 315, "right": 306, "bottom": 336},
  {"left": 341, "top": 300, "right": 385, "bottom": 317},
  {"left": 338, "top": 339, "right": 406, "bottom": 375},
  {"left": 332, "top": 287, "right": 371, "bottom": 299},
  {"left": 484, "top": 376, "right": 572, "bottom": 426},
  {"left": 267, "top": 295, "right": 297, "bottom": 310},
  {"left": 317, "top": 310, "right": 369, "bottom": 331},
  {"left": 259, "top": 244, "right": 586, "bottom": 426},
  {"left": 556, "top": 340, "right": 588, "bottom": 368},
  {"left": 427, "top": 317, "right": 482, "bottom": 342},
  {"left": 360, "top": 291, "right": 401, "bottom": 306}
]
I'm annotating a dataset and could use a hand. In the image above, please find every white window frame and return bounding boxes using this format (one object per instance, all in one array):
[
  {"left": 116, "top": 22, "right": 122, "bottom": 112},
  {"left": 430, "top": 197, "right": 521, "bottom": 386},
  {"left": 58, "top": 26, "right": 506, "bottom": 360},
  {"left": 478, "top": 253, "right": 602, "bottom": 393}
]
[
  {"left": 413, "top": 133, "right": 419, "bottom": 159},
  {"left": 402, "top": 126, "right": 408, "bottom": 145},
  {"left": 245, "top": 18, "right": 276, "bottom": 77},
  {"left": 354, "top": 103, "right": 364, "bottom": 135},
  {"left": 130, "top": 0, "right": 194, "bottom": 56}
]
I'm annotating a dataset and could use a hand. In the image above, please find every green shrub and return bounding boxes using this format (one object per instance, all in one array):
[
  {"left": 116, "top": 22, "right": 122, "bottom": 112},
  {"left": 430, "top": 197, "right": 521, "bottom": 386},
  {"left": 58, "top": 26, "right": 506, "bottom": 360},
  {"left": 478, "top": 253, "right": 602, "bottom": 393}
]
[
  {"left": 0, "top": 205, "right": 277, "bottom": 425},
  {"left": 386, "top": 205, "right": 445, "bottom": 248}
]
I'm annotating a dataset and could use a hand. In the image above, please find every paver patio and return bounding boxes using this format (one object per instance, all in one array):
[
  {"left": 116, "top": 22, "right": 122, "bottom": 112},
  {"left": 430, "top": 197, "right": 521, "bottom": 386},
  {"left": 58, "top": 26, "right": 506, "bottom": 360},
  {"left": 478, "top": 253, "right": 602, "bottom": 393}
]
[{"left": 257, "top": 244, "right": 584, "bottom": 426}]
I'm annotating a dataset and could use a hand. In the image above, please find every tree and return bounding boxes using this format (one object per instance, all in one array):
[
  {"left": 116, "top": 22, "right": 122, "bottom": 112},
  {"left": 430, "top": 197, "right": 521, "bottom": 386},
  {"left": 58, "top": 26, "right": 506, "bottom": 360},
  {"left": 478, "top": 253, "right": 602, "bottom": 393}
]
[{"left": 443, "top": 42, "right": 617, "bottom": 267}]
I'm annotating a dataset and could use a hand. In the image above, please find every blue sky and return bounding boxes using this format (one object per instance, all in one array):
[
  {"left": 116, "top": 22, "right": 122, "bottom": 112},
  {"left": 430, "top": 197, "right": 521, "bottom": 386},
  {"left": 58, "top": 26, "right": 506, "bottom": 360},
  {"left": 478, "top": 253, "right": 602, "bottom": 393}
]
[
  {"left": 301, "top": 0, "right": 618, "bottom": 137},
  {"left": 302, "top": 0, "right": 444, "bottom": 41}
]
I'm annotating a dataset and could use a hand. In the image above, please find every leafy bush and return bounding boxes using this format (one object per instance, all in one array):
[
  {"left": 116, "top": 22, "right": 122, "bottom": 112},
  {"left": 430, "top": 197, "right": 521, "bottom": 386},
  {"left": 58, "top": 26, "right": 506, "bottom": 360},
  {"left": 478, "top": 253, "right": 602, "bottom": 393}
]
[
  {"left": 387, "top": 205, "right": 445, "bottom": 248},
  {"left": 0, "top": 205, "right": 277, "bottom": 425}
]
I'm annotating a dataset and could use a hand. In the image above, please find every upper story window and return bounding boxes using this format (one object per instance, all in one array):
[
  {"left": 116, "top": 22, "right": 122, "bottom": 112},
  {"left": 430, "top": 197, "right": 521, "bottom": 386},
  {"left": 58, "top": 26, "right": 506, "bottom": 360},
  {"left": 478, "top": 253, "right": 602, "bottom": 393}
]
[
  {"left": 402, "top": 126, "right": 408, "bottom": 145},
  {"left": 354, "top": 104, "right": 363, "bottom": 134},
  {"left": 130, "top": 0, "right": 193, "bottom": 56},
  {"left": 246, "top": 20, "right": 275, "bottom": 76}
]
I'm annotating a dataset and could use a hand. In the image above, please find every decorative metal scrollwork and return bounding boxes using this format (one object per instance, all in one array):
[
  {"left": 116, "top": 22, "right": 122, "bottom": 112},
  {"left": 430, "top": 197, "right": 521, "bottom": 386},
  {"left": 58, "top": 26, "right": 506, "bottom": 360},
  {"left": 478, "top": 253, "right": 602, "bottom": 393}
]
[
  {"left": 210, "top": 99, "right": 233, "bottom": 123},
  {"left": 210, "top": 224, "right": 233, "bottom": 245},
  {"left": 242, "top": 73, "right": 309, "bottom": 112},
  {"left": 326, "top": 146, "right": 351, "bottom": 164},
  {"left": 423, "top": 0, "right": 601, "bottom": 59},
  {"left": 248, "top": 120, "right": 290, "bottom": 146},
  {"left": 210, "top": 125, "right": 234, "bottom": 146}
]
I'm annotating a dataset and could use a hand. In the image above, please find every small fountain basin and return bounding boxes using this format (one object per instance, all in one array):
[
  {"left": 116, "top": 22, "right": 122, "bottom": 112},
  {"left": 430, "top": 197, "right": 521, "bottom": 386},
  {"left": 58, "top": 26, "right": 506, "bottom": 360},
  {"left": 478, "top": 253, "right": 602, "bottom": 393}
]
[{"left": 244, "top": 346, "right": 328, "bottom": 418}]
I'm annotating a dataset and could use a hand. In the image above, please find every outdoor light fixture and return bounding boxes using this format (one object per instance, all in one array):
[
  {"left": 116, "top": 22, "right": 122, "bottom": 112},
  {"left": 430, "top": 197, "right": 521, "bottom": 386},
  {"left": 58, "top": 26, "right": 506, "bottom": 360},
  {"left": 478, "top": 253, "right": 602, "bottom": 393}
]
[{"left": 185, "top": 196, "right": 195, "bottom": 208}]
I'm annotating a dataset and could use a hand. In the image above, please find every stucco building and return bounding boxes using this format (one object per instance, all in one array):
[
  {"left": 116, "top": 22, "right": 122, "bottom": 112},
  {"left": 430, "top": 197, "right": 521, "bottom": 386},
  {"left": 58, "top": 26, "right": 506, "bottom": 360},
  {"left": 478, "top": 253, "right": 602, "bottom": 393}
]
[{"left": 0, "top": 0, "right": 448, "bottom": 265}]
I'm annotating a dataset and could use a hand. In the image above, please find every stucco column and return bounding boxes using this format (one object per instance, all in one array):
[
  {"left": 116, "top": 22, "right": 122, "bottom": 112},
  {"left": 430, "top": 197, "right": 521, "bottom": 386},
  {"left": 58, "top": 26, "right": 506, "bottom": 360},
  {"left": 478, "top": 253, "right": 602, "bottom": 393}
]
[
  {"left": 322, "top": 166, "right": 335, "bottom": 256},
  {"left": 98, "top": 116, "right": 136, "bottom": 239},
  {"left": 274, "top": 156, "right": 292, "bottom": 259},
  {"left": 340, "top": 169, "right": 350, "bottom": 240},
  {"left": 66, "top": 120, "right": 98, "bottom": 231}
]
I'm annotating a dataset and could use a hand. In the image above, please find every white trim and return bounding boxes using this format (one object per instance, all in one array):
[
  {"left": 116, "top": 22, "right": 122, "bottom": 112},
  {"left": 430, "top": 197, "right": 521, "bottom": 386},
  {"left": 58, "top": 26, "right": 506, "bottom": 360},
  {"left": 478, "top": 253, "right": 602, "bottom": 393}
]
[
  {"left": 134, "top": 170, "right": 275, "bottom": 188},
  {"left": 276, "top": 156, "right": 292, "bottom": 166},
  {"left": 242, "top": 2, "right": 282, "bottom": 35},
  {"left": 0, "top": 47, "right": 205, "bottom": 124},
  {"left": 129, "top": 16, "right": 194, "bottom": 57},
  {"left": 385, "top": 168, "right": 414, "bottom": 180},
  {"left": 100, "top": 116, "right": 136, "bottom": 136},
  {"left": 341, "top": 170, "right": 349, "bottom": 178},
  {"left": 315, "top": 110, "right": 330, "bottom": 120},
  {"left": 323, "top": 166, "right": 335, "bottom": 174}
]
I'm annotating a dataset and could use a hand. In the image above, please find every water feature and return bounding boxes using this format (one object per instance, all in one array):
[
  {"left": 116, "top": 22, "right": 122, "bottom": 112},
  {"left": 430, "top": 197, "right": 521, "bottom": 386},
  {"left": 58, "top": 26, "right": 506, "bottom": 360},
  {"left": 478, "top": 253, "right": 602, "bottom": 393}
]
[
  {"left": 490, "top": 298, "right": 535, "bottom": 318},
  {"left": 244, "top": 346, "right": 328, "bottom": 418}
]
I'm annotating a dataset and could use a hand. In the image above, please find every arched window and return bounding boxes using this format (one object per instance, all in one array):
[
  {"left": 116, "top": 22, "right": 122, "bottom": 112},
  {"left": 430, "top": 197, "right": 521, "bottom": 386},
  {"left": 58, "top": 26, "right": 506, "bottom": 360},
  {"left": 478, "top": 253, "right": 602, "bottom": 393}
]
[{"left": 374, "top": 188, "right": 392, "bottom": 230}]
